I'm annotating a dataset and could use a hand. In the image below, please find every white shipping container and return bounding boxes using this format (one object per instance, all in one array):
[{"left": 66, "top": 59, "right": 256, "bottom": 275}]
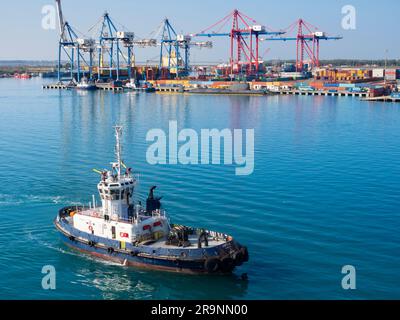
[{"left": 372, "top": 68, "right": 384, "bottom": 78}]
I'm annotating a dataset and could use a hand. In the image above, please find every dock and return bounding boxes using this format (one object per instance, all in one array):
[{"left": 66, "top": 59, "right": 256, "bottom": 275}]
[
  {"left": 41, "top": 83, "right": 399, "bottom": 103},
  {"left": 42, "top": 83, "right": 69, "bottom": 89},
  {"left": 95, "top": 83, "right": 124, "bottom": 91},
  {"left": 361, "top": 96, "right": 400, "bottom": 103},
  {"left": 42, "top": 83, "right": 124, "bottom": 91},
  {"left": 276, "top": 89, "right": 369, "bottom": 98},
  {"left": 156, "top": 86, "right": 184, "bottom": 93}
]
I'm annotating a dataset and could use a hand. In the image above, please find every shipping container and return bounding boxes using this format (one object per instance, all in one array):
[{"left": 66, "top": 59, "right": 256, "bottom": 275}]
[
  {"left": 324, "top": 83, "right": 339, "bottom": 87},
  {"left": 298, "top": 86, "right": 314, "bottom": 91},
  {"left": 373, "top": 68, "right": 384, "bottom": 78},
  {"left": 385, "top": 69, "right": 398, "bottom": 81},
  {"left": 339, "top": 83, "right": 356, "bottom": 88}
]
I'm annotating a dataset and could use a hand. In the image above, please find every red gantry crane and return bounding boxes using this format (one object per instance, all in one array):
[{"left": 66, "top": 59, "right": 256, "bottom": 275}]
[
  {"left": 193, "top": 9, "right": 285, "bottom": 76},
  {"left": 264, "top": 19, "right": 343, "bottom": 71}
]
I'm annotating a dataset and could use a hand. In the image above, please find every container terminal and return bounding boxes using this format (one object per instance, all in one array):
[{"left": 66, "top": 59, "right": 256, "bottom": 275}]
[{"left": 9, "top": 0, "right": 399, "bottom": 102}]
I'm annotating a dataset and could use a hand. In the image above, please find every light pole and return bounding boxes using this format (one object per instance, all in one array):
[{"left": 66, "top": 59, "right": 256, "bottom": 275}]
[{"left": 384, "top": 49, "right": 388, "bottom": 86}]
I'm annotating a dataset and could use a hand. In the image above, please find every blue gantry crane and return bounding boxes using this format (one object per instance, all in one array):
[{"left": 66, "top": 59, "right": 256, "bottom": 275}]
[
  {"left": 55, "top": 0, "right": 95, "bottom": 83},
  {"left": 94, "top": 12, "right": 135, "bottom": 80},
  {"left": 157, "top": 18, "right": 212, "bottom": 79},
  {"left": 158, "top": 18, "right": 188, "bottom": 79}
]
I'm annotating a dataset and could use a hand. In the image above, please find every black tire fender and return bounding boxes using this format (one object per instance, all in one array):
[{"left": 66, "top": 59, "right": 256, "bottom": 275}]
[
  {"left": 204, "top": 257, "right": 220, "bottom": 273},
  {"left": 220, "top": 256, "right": 235, "bottom": 272}
]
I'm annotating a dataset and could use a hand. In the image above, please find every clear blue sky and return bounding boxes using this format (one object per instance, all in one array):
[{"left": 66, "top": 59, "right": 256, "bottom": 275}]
[{"left": 1, "top": 0, "right": 398, "bottom": 61}]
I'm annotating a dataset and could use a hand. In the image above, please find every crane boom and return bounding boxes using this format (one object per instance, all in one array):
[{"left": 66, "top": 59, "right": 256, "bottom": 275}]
[{"left": 55, "top": 0, "right": 66, "bottom": 41}]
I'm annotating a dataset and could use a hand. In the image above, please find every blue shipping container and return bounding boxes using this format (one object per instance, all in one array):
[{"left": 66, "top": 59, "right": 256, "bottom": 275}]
[{"left": 324, "top": 83, "right": 339, "bottom": 87}]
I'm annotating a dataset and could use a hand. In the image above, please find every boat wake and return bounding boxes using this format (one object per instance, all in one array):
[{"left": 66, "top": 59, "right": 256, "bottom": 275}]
[
  {"left": 26, "top": 229, "right": 127, "bottom": 266},
  {"left": 0, "top": 193, "right": 83, "bottom": 206}
]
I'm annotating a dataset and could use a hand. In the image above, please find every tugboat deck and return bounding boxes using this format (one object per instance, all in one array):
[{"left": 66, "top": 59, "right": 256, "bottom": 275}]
[{"left": 144, "top": 235, "right": 227, "bottom": 249}]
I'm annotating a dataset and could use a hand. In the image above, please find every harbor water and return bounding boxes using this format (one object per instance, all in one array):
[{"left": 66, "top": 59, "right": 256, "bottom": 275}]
[{"left": 0, "top": 78, "right": 399, "bottom": 299}]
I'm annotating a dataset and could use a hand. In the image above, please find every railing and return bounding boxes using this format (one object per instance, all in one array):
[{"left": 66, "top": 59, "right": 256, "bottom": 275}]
[{"left": 74, "top": 207, "right": 169, "bottom": 224}]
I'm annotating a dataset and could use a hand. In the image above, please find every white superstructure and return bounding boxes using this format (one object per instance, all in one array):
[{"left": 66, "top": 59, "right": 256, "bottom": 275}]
[{"left": 70, "top": 126, "right": 170, "bottom": 244}]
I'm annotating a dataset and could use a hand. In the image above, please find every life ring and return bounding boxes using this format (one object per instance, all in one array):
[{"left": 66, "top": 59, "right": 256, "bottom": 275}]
[
  {"left": 204, "top": 257, "right": 220, "bottom": 273},
  {"left": 220, "top": 256, "right": 235, "bottom": 273}
]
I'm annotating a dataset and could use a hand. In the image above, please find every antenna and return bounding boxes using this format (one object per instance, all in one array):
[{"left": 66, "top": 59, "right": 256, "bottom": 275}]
[{"left": 114, "top": 125, "right": 123, "bottom": 178}]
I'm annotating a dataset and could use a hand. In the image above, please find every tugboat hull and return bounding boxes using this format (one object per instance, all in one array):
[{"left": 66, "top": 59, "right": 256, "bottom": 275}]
[{"left": 55, "top": 216, "right": 248, "bottom": 274}]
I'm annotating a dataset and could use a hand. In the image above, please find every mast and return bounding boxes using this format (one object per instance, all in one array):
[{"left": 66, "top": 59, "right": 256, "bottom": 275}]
[{"left": 114, "top": 125, "right": 123, "bottom": 178}]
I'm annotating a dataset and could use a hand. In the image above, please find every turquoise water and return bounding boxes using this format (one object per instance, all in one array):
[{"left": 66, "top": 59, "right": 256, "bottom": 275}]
[{"left": 0, "top": 78, "right": 399, "bottom": 299}]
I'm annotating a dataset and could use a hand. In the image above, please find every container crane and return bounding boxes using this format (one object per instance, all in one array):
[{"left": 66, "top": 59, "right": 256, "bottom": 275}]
[
  {"left": 55, "top": 0, "right": 95, "bottom": 83},
  {"left": 193, "top": 9, "right": 285, "bottom": 77},
  {"left": 91, "top": 12, "right": 134, "bottom": 80},
  {"left": 142, "top": 19, "right": 211, "bottom": 79},
  {"left": 158, "top": 19, "right": 211, "bottom": 79},
  {"left": 263, "top": 19, "right": 342, "bottom": 71}
]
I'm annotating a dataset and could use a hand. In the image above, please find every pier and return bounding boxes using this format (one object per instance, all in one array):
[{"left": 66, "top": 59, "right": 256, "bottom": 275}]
[
  {"left": 95, "top": 83, "right": 124, "bottom": 91},
  {"left": 361, "top": 96, "right": 400, "bottom": 102},
  {"left": 156, "top": 86, "right": 184, "bottom": 93},
  {"left": 276, "top": 89, "right": 369, "bottom": 98},
  {"left": 42, "top": 83, "right": 124, "bottom": 91},
  {"left": 42, "top": 83, "right": 69, "bottom": 90}
]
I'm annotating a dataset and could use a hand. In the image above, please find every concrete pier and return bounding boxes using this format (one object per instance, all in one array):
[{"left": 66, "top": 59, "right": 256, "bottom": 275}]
[
  {"left": 96, "top": 83, "right": 123, "bottom": 91},
  {"left": 276, "top": 89, "right": 369, "bottom": 98},
  {"left": 156, "top": 86, "right": 184, "bottom": 93},
  {"left": 361, "top": 96, "right": 400, "bottom": 102},
  {"left": 42, "top": 83, "right": 69, "bottom": 89}
]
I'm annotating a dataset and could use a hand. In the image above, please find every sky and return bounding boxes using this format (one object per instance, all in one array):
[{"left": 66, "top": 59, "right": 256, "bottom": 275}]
[{"left": 0, "top": 0, "right": 399, "bottom": 62}]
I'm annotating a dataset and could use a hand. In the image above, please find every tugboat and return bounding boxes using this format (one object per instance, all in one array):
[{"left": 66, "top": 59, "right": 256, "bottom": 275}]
[
  {"left": 55, "top": 126, "right": 248, "bottom": 274},
  {"left": 76, "top": 77, "right": 97, "bottom": 91},
  {"left": 125, "top": 79, "right": 155, "bottom": 92}
]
